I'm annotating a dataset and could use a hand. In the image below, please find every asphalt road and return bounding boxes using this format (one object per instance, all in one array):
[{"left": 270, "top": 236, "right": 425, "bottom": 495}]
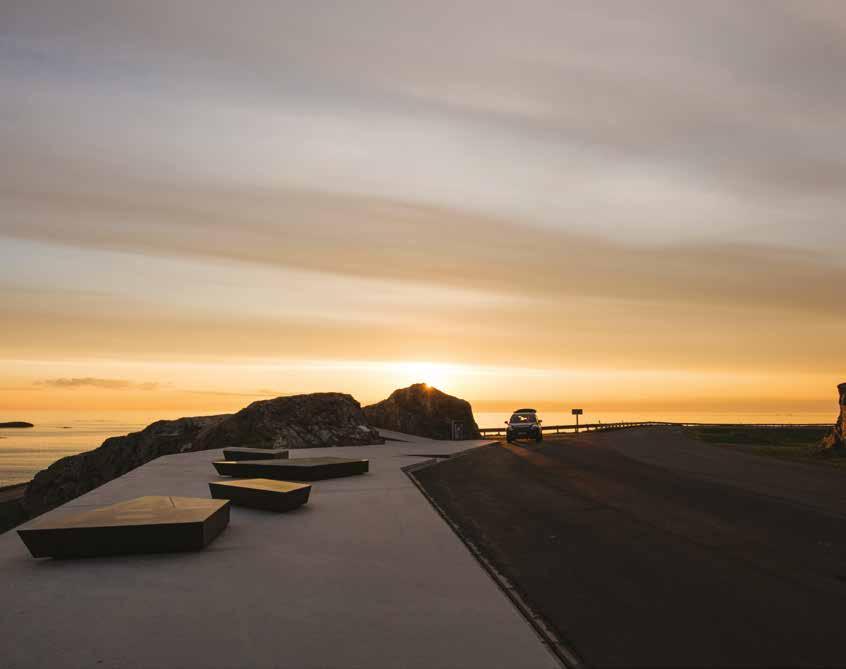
[{"left": 413, "top": 428, "right": 846, "bottom": 668}]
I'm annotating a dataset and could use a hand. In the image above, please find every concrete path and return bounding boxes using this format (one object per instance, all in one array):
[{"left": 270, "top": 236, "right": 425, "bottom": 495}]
[{"left": 0, "top": 435, "right": 560, "bottom": 669}]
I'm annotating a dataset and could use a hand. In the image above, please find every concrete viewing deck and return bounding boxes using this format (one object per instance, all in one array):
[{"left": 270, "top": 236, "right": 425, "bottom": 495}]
[{"left": 0, "top": 432, "right": 560, "bottom": 669}]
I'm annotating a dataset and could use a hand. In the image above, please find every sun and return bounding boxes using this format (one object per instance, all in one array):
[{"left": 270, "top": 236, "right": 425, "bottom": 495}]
[{"left": 394, "top": 361, "right": 457, "bottom": 391}]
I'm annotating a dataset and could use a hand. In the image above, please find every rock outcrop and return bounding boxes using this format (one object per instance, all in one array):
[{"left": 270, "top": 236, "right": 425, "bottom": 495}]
[
  {"left": 821, "top": 383, "right": 846, "bottom": 450},
  {"left": 23, "top": 414, "right": 228, "bottom": 517},
  {"left": 364, "top": 383, "right": 481, "bottom": 440},
  {"left": 21, "top": 392, "right": 382, "bottom": 520},
  {"left": 0, "top": 483, "right": 27, "bottom": 534},
  {"left": 193, "top": 393, "right": 383, "bottom": 451}
]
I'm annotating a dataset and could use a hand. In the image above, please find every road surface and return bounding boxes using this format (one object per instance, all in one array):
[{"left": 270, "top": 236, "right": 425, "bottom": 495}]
[{"left": 413, "top": 427, "right": 846, "bottom": 667}]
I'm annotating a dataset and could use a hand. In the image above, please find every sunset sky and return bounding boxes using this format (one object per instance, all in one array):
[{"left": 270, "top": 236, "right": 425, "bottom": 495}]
[{"left": 2, "top": 2, "right": 845, "bottom": 417}]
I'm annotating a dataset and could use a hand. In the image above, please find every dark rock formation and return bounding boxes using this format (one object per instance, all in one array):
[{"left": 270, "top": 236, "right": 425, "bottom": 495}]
[
  {"left": 193, "top": 393, "right": 382, "bottom": 451},
  {"left": 0, "top": 422, "right": 33, "bottom": 428},
  {"left": 0, "top": 483, "right": 27, "bottom": 534},
  {"left": 23, "top": 415, "right": 228, "bottom": 518},
  {"left": 364, "top": 383, "right": 481, "bottom": 440},
  {"left": 21, "top": 392, "right": 382, "bottom": 520},
  {"left": 821, "top": 383, "right": 846, "bottom": 450}
]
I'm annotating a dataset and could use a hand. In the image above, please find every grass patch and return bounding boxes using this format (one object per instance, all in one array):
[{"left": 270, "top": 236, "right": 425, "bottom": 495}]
[
  {"left": 692, "top": 426, "right": 829, "bottom": 447},
  {"left": 687, "top": 426, "right": 846, "bottom": 467}
]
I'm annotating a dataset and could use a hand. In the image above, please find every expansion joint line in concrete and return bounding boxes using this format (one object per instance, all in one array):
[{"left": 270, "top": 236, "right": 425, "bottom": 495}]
[{"left": 402, "top": 458, "right": 584, "bottom": 669}]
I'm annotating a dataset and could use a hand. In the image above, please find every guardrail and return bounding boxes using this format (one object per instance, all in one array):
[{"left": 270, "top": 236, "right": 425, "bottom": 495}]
[
  {"left": 479, "top": 421, "right": 677, "bottom": 436},
  {"left": 676, "top": 423, "right": 830, "bottom": 428},
  {"left": 478, "top": 421, "right": 831, "bottom": 437}
]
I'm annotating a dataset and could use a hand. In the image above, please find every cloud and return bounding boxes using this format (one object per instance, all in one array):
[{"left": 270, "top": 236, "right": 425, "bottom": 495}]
[
  {"left": 2, "top": 181, "right": 844, "bottom": 319},
  {"left": 4, "top": 2, "right": 846, "bottom": 250},
  {"left": 181, "top": 389, "right": 289, "bottom": 398},
  {"left": 3, "top": 1, "right": 846, "bottom": 396},
  {"left": 36, "top": 378, "right": 160, "bottom": 390}
]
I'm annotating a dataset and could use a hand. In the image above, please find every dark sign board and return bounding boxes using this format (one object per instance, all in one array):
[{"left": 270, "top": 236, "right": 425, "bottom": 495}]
[{"left": 572, "top": 408, "right": 583, "bottom": 415}]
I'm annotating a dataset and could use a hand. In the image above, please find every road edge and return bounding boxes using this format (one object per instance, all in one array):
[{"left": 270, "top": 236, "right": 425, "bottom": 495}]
[{"left": 403, "top": 456, "right": 584, "bottom": 669}]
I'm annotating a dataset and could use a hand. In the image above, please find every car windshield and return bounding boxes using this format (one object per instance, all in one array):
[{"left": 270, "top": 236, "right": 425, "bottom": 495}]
[{"left": 510, "top": 413, "right": 536, "bottom": 424}]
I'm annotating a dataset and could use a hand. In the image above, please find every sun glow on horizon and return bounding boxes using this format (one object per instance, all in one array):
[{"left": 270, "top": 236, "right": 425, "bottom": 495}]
[
  {"left": 391, "top": 361, "right": 460, "bottom": 391},
  {"left": 0, "top": 355, "right": 841, "bottom": 419}
]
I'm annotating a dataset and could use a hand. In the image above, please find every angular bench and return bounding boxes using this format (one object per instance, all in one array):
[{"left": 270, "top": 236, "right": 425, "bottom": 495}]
[
  {"left": 18, "top": 496, "right": 230, "bottom": 559},
  {"left": 212, "top": 457, "right": 369, "bottom": 481},
  {"left": 222, "top": 447, "right": 289, "bottom": 462},
  {"left": 209, "top": 478, "right": 311, "bottom": 511}
]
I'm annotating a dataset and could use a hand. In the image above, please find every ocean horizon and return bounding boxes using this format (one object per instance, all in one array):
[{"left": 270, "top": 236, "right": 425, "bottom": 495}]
[{"left": 0, "top": 408, "right": 836, "bottom": 488}]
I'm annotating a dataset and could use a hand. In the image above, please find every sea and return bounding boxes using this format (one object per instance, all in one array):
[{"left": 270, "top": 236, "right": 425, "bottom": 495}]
[
  {"left": 0, "top": 408, "right": 836, "bottom": 488},
  {"left": 0, "top": 412, "right": 159, "bottom": 488}
]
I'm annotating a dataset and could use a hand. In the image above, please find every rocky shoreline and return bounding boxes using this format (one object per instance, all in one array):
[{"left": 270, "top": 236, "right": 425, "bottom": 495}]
[
  {"left": 0, "top": 385, "right": 480, "bottom": 534},
  {"left": 0, "top": 483, "right": 28, "bottom": 534},
  {"left": 3, "top": 383, "right": 843, "bottom": 536}
]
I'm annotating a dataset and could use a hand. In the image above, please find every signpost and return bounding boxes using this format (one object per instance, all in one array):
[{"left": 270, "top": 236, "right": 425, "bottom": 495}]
[{"left": 572, "top": 408, "right": 583, "bottom": 433}]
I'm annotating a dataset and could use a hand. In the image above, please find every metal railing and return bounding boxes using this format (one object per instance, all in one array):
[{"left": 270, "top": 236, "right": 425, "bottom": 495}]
[
  {"left": 478, "top": 421, "right": 831, "bottom": 437},
  {"left": 676, "top": 422, "right": 830, "bottom": 428},
  {"left": 479, "top": 421, "right": 677, "bottom": 436}
]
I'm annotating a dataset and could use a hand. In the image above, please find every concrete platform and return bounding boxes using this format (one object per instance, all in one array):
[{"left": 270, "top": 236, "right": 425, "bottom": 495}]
[
  {"left": 213, "top": 456, "right": 369, "bottom": 481},
  {"left": 0, "top": 434, "right": 559, "bottom": 669},
  {"left": 209, "top": 479, "right": 311, "bottom": 512},
  {"left": 18, "top": 496, "right": 230, "bottom": 559},
  {"left": 222, "top": 447, "right": 289, "bottom": 461}
]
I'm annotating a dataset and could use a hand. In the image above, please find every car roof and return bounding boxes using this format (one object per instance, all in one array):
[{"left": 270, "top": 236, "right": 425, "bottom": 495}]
[{"left": 512, "top": 408, "right": 537, "bottom": 414}]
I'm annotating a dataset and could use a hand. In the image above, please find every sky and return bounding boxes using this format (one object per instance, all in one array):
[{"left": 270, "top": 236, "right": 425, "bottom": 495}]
[{"left": 1, "top": 1, "right": 845, "bottom": 418}]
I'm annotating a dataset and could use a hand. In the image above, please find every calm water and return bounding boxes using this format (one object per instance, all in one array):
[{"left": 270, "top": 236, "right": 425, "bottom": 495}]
[
  {"left": 0, "top": 413, "right": 155, "bottom": 487},
  {"left": 0, "top": 409, "right": 835, "bottom": 487}
]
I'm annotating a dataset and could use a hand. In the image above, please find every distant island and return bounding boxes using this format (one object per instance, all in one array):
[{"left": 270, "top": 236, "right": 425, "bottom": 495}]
[{"left": 0, "top": 422, "right": 34, "bottom": 429}]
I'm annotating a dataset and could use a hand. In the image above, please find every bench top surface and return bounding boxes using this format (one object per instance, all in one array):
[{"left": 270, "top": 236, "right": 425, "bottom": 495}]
[
  {"left": 21, "top": 496, "right": 228, "bottom": 531},
  {"left": 214, "top": 457, "right": 368, "bottom": 467},
  {"left": 223, "top": 447, "right": 288, "bottom": 453},
  {"left": 210, "top": 478, "right": 311, "bottom": 493}
]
